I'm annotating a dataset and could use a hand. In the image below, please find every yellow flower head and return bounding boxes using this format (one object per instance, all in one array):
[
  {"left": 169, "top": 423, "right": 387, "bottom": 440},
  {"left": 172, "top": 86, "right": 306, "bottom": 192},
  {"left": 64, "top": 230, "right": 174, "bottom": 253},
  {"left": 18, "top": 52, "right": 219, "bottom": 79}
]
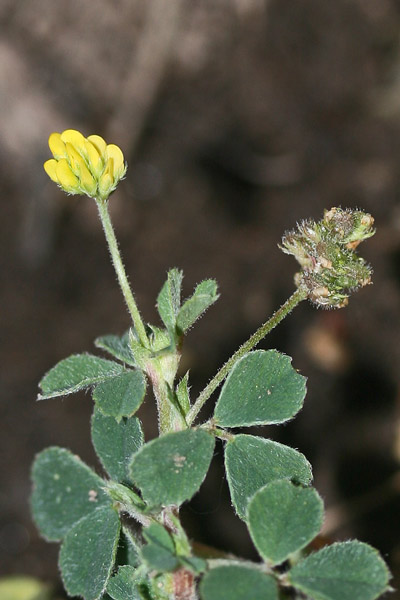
[{"left": 43, "top": 129, "right": 127, "bottom": 201}]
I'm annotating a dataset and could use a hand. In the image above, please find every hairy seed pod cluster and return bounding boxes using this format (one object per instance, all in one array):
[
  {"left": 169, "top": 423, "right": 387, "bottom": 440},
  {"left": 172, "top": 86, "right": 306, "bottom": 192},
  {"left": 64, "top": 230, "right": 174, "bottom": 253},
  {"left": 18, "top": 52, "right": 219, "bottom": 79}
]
[{"left": 280, "top": 207, "right": 375, "bottom": 308}]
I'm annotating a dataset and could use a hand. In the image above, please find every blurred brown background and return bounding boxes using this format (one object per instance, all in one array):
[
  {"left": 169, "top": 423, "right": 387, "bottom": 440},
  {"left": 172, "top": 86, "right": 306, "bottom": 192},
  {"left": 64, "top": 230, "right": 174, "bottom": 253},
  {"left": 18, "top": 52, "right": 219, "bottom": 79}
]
[{"left": 1, "top": 0, "right": 400, "bottom": 596}]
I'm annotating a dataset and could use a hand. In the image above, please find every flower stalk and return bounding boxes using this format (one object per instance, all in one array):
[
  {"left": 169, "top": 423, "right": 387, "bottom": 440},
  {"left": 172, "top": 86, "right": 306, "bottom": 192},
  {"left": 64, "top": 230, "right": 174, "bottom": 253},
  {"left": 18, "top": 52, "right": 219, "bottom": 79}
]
[
  {"left": 186, "top": 285, "right": 308, "bottom": 425},
  {"left": 96, "top": 199, "right": 150, "bottom": 348}
]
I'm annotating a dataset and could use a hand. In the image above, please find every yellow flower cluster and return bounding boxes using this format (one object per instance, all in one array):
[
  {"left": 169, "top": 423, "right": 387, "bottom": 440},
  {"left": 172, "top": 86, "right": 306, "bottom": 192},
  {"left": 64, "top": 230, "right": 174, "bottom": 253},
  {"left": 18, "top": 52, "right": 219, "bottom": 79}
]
[{"left": 44, "top": 129, "right": 127, "bottom": 201}]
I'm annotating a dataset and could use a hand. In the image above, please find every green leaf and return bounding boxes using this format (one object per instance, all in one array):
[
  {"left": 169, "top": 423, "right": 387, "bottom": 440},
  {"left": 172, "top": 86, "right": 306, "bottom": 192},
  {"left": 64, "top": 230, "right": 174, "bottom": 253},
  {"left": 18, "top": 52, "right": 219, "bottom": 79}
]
[
  {"left": 141, "top": 523, "right": 179, "bottom": 572},
  {"left": 107, "top": 566, "right": 141, "bottom": 600},
  {"left": 117, "top": 531, "right": 141, "bottom": 568},
  {"left": 95, "top": 331, "right": 136, "bottom": 366},
  {"left": 31, "top": 447, "right": 110, "bottom": 541},
  {"left": 141, "top": 543, "right": 178, "bottom": 573},
  {"left": 214, "top": 350, "right": 306, "bottom": 427},
  {"left": 176, "top": 372, "right": 191, "bottom": 415},
  {"left": 176, "top": 279, "right": 219, "bottom": 333},
  {"left": 93, "top": 370, "right": 146, "bottom": 421},
  {"left": 289, "top": 541, "right": 391, "bottom": 600},
  {"left": 125, "top": 537, "right": 140, "bottom": 569},
  {"left": 104, "top": 482, "right": 146, "bottom": 518},
  {"left": 38, "top": 354, "right": 124, "bottom": 400},
  {"left": 148, "top": 325, "right": 171, "bottom": 353},
  {"left": 59, "top": 506, "right": 120, "bottom": 600},
  {"left": 91, "top": 408, "right": 144, "bottom": 482},
  {"left": 179, "top": 555, "right": 207, "bottom": 574},
  {"left": 143, "top": 523, "right": 175, "bottom": 552},
  {"left": 157, "top": 268, "right": 183, "bottom": 332},
  {"left": 129, "top": 330, "right": 152, "bottom": 370},
  {"left": 130, "top": 429, "right": 215, "bottom": 507},
  {"left": 225, "top": 434, "right": 312, "bottom": 519},
  {"left": 199, "top": 565, "right": 278, "bottom": 600},
  {"left": 247, "top": 479, "right": 323, "bottom": 565}
]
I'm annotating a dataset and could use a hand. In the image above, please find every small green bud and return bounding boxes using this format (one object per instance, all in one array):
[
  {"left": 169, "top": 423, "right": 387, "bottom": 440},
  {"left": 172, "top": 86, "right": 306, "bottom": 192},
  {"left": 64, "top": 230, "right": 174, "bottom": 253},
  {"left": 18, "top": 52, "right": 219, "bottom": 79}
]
[{"left": 280, "top": 207, "right": 375, "bottom": 309}]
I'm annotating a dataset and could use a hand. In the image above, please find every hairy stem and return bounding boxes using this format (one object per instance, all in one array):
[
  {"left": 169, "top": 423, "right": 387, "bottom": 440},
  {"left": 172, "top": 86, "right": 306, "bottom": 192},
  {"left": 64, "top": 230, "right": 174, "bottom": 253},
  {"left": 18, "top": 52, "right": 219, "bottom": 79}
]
[
  {"left": 146, "top": 360, "right": 186, "bottom": 435},
  {"left": 96, "top": 199, "right": 149, "bottom": 348},
  {"left": 186, "top": 286, "right": 307, "bottom": 425}
]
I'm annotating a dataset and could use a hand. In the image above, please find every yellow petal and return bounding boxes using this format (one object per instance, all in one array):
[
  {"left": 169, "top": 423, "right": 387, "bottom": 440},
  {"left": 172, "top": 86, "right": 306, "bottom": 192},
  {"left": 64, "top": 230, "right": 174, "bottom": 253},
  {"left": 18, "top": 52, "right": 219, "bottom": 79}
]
[
  {"left": 87, "top": 134, "right": 107, "bottom": 156},
  {"left": 79, "top": 160, "right": 97, "bottom": 196},
  {"left": 98, "top": 170, "right": 113, "bottom": 198},
  {"left": 56, "top": 158, "right": 80, "bottom": 193},
  {"left": 44, "top": 159, "right": 59, "bottom": 183},
  {"left": 106, "top": 144, "right": 125, "bottom": 178},
  {"left": 48, "top": 133, "right": 67, "bottom": 159},
  {"left": 65, "top": 142, "right": 84, "bottom": 174},
  {"left": 85, "top": 140, "right": 103, "bottom": 175},
  {"left": 60, "top": 129, "right": 87, "bottom": 155},
  {"left": 64, "top": 148, "right": 97, "bottom": 196},
  {"left": 102, "top": 157, "right": 113, "bottom": 177}
]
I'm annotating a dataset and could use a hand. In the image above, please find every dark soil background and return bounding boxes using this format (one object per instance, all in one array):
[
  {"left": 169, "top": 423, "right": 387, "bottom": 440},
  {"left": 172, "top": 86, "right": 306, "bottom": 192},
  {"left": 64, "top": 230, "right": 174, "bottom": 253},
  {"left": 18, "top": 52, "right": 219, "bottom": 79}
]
[{"left": 1, "top": 0, "right": 400, "bottom": 597}]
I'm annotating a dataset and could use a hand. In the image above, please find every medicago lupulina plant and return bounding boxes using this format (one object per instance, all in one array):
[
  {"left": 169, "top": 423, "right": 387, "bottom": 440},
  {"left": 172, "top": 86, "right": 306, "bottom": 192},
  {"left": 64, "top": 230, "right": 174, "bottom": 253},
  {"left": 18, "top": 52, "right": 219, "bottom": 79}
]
[{"left": 32, "top": 129, "right": 391, "bottom": 600}]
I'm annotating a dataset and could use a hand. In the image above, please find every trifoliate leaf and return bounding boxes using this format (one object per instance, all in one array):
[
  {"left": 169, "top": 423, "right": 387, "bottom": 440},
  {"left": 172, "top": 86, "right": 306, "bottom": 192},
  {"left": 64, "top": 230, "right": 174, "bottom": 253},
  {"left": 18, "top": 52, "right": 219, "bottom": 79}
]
[
  {"left": 157, "top": 268, "right": 183, "bottom": 332},
  {"left": 59, "top": 507, "right": 120, "bottom": 600},
  {"left": 38, "top": 354, "right": 124, "bottom": 399},
  {"left": 247, "top": 480, "right": 324, "bottom": 565},
  {"left": 107, "top": 566, "right": 141, "bottom": 600},
  {"left": 31, "top": 447, "right": 110, "bottom": 541},
  {"left": 176, "top": 372, "right": 191, "bottom": 415},
  {"left": 95, "top": 331, "right": 136, "bottom": 366},
  {"left": 214, "top": 350, "right": 306, "bottom": 427},
  {"left": 130, "top": 429, "right": 215, "bottom": 507},
  {"left": 176, "top": 279, "right": 219, "bottom": 333},
  {"left": 92, "top": 369, "right": 146, "bottom": 421},
  {"left": 91, "top": 408, "right": 144, "bottom": 482},
  {"left": 288, "top": 541, "right": 391, "bottom": 600},
  {"left": 225, "top": 434, "right": 312, "bottom": 519},
  {"left": 140, "top": 523, "right": 179, "bottom": 572}
]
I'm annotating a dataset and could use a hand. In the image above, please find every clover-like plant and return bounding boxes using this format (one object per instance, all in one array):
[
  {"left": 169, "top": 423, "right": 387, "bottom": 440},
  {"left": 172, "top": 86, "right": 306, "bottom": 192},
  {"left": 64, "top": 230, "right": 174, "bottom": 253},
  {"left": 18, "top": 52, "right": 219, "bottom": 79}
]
[{"left": 31, "top": 129, "right": 392, "bottom": 600}]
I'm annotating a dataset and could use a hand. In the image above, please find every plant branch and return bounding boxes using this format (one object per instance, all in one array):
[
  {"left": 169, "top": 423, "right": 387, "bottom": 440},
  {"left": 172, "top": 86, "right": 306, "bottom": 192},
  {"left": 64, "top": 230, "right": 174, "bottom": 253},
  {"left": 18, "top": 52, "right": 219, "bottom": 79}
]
[{"left": 186, "top": 286, "right": 307, "bottom": 425}]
